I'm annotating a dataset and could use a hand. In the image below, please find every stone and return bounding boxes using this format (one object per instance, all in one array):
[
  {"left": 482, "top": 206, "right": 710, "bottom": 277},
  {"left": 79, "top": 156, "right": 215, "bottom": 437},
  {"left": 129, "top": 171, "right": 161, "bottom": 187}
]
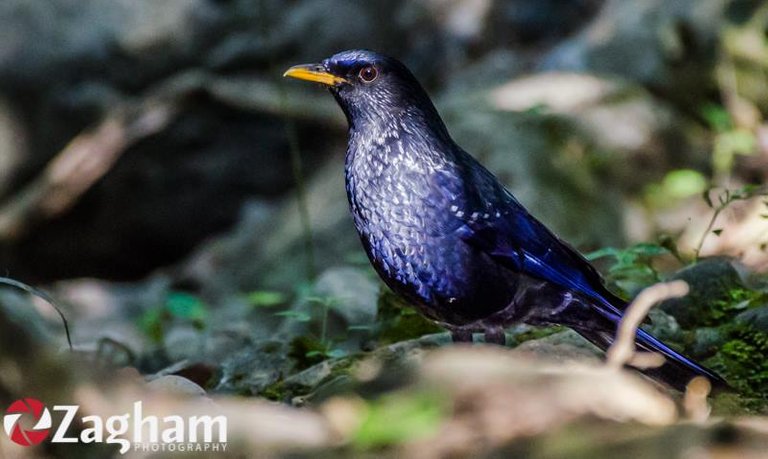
[{"left": 660, "top": 258, "right": 752, "bottom": 328}]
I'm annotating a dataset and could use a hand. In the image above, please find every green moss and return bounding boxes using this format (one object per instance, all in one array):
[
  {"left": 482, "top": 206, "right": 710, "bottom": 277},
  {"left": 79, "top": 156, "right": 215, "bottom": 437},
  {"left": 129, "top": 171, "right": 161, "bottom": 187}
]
[
  {"left": 704, "top": 324, "right": 768, "bottom": 405},
  {"left": 260, "top": 381, "right": 288, "bottom": 401},
  {"left": 660, "top": 260, "right": 763, "bottom": 329},
  {"left": 376, "top": 288, "right": 442, "bottom": 344},
  {"left": 288, "top": 335, "right": 331, "bottom": 369},
  {"left": 702, "top": 287, "right": 757, "bottom": 326},
  {"left": 512, "top": 326, "right": 565, "bottom": 345}
]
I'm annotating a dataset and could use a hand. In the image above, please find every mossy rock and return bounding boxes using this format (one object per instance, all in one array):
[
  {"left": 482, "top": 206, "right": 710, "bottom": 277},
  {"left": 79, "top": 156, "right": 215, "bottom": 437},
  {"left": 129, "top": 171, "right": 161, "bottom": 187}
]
[
  {"left": 703, "top": 323, "right": 768, "bottom": 405},
  {"left": 660, "top": 258, "right": 759, "bottom": 328}
]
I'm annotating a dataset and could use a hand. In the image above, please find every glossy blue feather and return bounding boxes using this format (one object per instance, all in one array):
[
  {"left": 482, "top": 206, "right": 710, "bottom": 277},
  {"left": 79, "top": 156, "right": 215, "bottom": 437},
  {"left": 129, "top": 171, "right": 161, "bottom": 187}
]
[{"left": 298, "top": 49, "right": 728, "bottom": 390}]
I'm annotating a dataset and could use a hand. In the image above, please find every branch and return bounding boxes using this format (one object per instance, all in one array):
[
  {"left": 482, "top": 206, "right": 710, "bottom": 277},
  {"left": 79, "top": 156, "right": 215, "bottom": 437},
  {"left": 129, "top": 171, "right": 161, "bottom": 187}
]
[{"left": 606, "top": 280, "right": 689, "bottom": 369}]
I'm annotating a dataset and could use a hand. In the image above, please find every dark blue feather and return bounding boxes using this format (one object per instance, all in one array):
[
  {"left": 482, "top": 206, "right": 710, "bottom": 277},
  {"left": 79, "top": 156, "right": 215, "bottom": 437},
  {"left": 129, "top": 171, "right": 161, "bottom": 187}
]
[{"left": 287, "top": 49, "right": 729, "bottom": 391}]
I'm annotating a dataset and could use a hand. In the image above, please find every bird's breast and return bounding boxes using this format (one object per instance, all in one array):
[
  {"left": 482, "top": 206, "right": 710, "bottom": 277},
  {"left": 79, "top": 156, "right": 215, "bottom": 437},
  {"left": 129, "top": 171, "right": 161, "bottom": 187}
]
[
  {"left": 342, "top": 131, "right": 521, "bottom": 325},
  {"left": 343, "top": 139, "right": 486, "bottom": 312}
]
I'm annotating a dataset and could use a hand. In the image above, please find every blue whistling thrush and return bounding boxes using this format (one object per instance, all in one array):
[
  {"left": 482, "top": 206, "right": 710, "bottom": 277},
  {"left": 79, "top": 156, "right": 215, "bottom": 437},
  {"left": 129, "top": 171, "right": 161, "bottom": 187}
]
[{"left": 284, "top": 49, "right": 725, "bottom": 390}]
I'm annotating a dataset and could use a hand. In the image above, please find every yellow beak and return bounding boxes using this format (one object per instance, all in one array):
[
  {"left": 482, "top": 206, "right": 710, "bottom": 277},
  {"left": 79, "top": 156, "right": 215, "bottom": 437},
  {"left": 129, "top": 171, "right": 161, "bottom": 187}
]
[{"left": 283, "top": 64, "right": 347, "bottom": 86}]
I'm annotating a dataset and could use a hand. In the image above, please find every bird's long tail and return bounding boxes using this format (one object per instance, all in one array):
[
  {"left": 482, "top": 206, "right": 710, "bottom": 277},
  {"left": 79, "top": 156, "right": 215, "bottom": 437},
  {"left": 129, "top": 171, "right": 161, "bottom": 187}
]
[{"left": 576, "top": 323, "right": 728, "bottom": 392}]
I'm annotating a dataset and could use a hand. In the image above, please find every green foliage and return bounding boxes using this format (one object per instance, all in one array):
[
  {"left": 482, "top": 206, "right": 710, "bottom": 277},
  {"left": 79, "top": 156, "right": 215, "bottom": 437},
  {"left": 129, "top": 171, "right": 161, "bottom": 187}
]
[
  {"left": 586, "top": 243, "right": 669, "bottom": 294},
  {"left": 259, "top": 381, "right": 289, "bottom": 402},
  {"left": 245, "top": 290, "right": 287, "bottom": 308},
  {"left": 697, "top": 185, "right": 768, "bottom": 259},
  {"left": 353, "top": 391, "right": 447, "bottom": 449},
  {"left": 139, "top": 291, "right": 208, "bottom": 344},
  {"left": 645, "top": 169, "right": 708, "bottom": 208},
  {"left": 288, "top": 335, "right": 347, "bottom": 370},
  {"left": 702, "top": 287, "right": 757, "bottom": 326},
  {"left": 701, "top": 103, "right": 757, "bottom": 177},
  {"left": 305, "top": 295, "right": 340, "bottom": 344},
  {"left": 704, "top": 324, "right": 768, "bottom": 403}
]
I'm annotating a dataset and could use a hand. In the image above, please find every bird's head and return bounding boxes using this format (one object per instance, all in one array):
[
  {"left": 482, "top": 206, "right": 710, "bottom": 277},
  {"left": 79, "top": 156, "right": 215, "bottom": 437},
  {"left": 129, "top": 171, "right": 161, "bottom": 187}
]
[{"left": 284, "top": 49, "right": 446, "bottom": 135}]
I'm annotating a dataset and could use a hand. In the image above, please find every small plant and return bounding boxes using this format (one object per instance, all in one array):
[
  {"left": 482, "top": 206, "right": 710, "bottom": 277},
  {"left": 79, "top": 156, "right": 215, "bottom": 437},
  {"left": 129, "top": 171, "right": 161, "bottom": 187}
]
[
  {"left": 696, "top": 185, "right": 768, "bottom": 260},
  {"left": 274, "top": 290, "right": 349, "bottom": 364},
  {"left": 305, "top": 295, "right": 340, "bottom": 345},
  {"left": 586, "top": 243, "right": 670, "bottom": 295},
  {"left": 139, "top": 291, "right": 208, "bottom": 344}
]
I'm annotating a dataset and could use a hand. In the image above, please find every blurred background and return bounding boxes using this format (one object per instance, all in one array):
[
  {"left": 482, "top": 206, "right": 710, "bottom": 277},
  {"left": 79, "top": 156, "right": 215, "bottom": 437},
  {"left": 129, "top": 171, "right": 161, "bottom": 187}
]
[
  {"left": 3, "top": 0, "right": 768, "bottom": 457},
  {"left": 3, "top": 0, "right": 768, "bottom": 284}
]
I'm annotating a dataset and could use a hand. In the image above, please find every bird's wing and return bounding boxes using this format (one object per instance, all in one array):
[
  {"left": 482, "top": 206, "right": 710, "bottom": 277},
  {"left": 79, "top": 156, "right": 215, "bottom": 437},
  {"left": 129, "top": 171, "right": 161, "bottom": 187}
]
[{"left": 448, "top": 161, "right": 627, "bottom": 317}]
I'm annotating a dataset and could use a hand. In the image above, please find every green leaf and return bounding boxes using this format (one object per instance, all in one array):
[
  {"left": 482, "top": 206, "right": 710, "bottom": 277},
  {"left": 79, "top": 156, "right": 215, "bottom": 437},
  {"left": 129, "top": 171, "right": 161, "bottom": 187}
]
[
  {"left": 138, "top": 308, "right": 166, "bottom": 344},
  {"left": 325, "top": 349, "right": 347, "bottom": 359},
  {"left": 663, "top": 169, "right": 707, "bottom": 199},
  {"left": 304, "top": 295, "right": 338, "bottom": 307},
  {"left": 165, "top": 292, "right": 207, "bottom": 321},
  {"left": 701, "top": 103, "right": 732, "bottom": 132},
  {"left": 585, "top": 247, "right": 620, "bottom": 261},
  {"left": 245, "top": 290, "right": 287, "bottom": 308},
  {"left": 628, "top": 243, "right": 669, "bottom": 256},
  {"left": 274, "top": 310, "right": 312, "bottom": 322}
]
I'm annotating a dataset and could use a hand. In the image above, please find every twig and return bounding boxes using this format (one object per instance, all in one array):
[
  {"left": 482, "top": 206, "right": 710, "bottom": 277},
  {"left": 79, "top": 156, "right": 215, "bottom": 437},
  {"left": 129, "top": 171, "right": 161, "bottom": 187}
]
[
  {"left": 606, "top": 280, "right": 690, "bottom": 369},
  {"left": 683, "top": 376, "right": 712, "bottom": 423},
  {"left": 0, "top": 277, "right": 72, "bottom": 350},
  {"left": 0, "top": 103, "right": 176, "bottom": 242},
  {"left": 694, "top": 201, "right": 724, "bottom": 261}
]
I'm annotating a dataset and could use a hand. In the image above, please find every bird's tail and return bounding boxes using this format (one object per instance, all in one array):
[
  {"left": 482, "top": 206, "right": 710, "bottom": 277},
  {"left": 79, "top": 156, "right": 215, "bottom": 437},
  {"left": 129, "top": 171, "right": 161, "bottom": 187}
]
[{"left": 576, "top": 324, "right": 728, "bottom": 392}]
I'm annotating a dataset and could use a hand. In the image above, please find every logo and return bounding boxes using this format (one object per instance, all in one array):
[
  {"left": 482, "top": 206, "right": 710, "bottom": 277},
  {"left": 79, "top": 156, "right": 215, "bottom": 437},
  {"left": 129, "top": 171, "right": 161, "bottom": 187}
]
[
  {"left": 3, "top": 399, "right": 227, "bottom": 454},
  {"left": 3, "top": 398, "right": 52, "bottom": 446}
]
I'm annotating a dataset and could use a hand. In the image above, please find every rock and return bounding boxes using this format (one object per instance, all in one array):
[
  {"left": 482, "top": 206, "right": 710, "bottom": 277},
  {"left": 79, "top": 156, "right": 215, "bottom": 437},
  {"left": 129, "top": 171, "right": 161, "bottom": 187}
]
[
  {"left": 215, "top": 340, "right": 293, "bottom": 395},
  {"left": 659, "top": 258, "right": 753, "bottom": 328},
  {"left": 646, "top": 309, "right": 683, "bottom": 343},
  {"left": 0, "top": 0, "right": 453, "bottom": 282},
  {"left": 195, "top": 154, "right": 359, "bottom": 293},
  {"left": 310, "top": 267, "right": 379, "bottom": 327},
  {"left": 736, "top": 306, "right": 768, "bottom": 333},
  {"left": 272, "top": 267, "right": 380, "bottom": 356},
  {"left": 540, "top": 0, "right": 728, "bottom": 108},
  {"left": 488, "top": 72, "right": 706, "bottom": 192},
  {"left": 147, "top": 374, "right": 207, "bottom": 396},
  {"left": 252, "top": 333, "right": 451, "bottom": 402},
  {"left": 691, "top": 327, "right": 725, "bottom": 357},
  {"left": 486, "top": 0, "right": 604, "bottom": 46},
  {"left": 163, "top": 324, "right": 204, "bottom": 362},
  {"left": 512, "top": 329, "right": 602, "bottom": 364}
]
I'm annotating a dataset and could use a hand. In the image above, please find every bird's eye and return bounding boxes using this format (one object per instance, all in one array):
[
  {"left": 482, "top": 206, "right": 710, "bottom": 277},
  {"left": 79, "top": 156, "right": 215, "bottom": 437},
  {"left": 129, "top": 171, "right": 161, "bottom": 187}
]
[{"left": 358, "top": 65, "right": 378, "bottom": 83}]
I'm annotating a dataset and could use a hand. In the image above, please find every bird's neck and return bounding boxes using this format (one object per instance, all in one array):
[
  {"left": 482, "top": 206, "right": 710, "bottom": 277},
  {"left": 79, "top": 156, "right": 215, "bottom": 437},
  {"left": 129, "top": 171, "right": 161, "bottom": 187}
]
[
  {"left": 344, "top": 112, "right": 453, "bottom": 175},
  {"left": 343, "top": 111, "right": 458, "bottom": 230}
]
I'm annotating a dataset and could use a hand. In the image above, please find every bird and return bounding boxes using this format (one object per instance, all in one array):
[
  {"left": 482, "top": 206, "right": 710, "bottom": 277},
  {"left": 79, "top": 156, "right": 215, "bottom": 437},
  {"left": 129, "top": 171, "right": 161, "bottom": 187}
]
[{"left": 283, "top": 49, "right": 726, "bottom": 390}]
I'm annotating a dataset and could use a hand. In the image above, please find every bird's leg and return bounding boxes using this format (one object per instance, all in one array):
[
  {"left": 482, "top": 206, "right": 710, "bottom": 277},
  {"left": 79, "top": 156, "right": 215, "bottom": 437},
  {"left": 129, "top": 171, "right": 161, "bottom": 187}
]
[
  {"left": 451, "top": 329, "right": 474, "bottom": 343},
  {"left": 484, "top": 328, "right": 507, "bottom": 346}
]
